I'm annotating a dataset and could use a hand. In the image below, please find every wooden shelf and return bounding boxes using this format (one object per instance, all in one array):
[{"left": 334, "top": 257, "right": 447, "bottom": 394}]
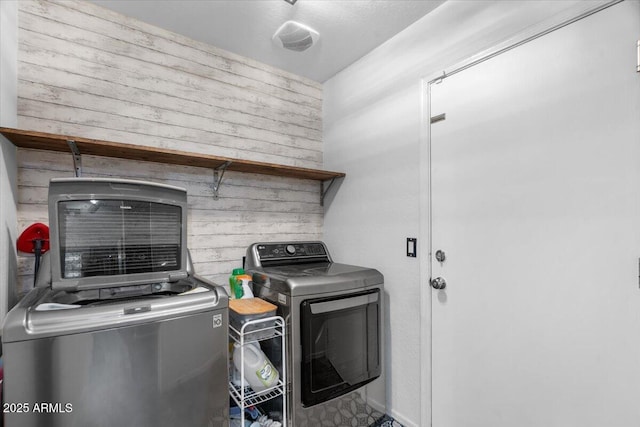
[{"left": 0, "top": 127, "right": 345, "bottom": 181}]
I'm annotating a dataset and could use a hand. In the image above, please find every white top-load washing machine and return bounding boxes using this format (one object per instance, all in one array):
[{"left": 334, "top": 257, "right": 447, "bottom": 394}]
[
  {"left": 2, "top": 178, "right": 229, "bottom": 427},
  {"left": 245, "top": 241, "right": 385, "bottom": 427}
]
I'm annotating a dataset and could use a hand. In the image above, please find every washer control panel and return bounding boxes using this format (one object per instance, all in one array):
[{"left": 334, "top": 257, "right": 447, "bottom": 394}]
[{"left": 256, "top": 242, "right": 328, "bottom": 261}]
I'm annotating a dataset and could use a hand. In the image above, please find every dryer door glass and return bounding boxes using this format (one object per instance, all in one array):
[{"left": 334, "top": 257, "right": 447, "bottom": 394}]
[{"left": 300, "top": 288, "right": 381, "bottom": 407}]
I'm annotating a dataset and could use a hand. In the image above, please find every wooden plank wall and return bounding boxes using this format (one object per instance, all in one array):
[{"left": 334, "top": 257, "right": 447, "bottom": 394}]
[{"left": 15, "top": 0, "right": 324, "bottom": 293}]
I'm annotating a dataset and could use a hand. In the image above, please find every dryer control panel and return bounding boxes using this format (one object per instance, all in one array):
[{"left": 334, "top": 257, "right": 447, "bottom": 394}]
[
  {"left": 246, "top": 241, "right": 331, "bottom": 269},
  {"left": 256, "top": 242, "right": 327, "bottom": 260}
]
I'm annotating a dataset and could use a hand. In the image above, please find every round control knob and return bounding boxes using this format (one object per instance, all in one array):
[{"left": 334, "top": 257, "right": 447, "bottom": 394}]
[{"left": 285, "top": 244, "right": 296, "bottom": 255}]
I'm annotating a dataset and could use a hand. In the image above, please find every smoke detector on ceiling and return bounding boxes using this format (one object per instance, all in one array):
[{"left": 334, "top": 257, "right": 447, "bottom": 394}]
[{"left": 272, "top": 21, "right": 319, "bottom": 52}]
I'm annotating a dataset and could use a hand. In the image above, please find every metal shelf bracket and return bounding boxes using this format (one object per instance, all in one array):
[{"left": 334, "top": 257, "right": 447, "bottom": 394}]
[
  {"left": 66, "top": 140, "right": 82, "bottom": 177},
  {"left": 212, "top": 161, "right": 232, "bottom": 200},
  {"left": 321, "top": 177, "right": 340, "bottom": 206}
]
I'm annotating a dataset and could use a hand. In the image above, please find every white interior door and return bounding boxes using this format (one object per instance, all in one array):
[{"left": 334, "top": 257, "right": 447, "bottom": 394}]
[{"left": 430, "top": 2, "right": 640, "bottom": 426}]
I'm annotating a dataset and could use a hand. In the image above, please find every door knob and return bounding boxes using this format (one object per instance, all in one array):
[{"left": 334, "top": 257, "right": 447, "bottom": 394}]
[{"left": 431, "top": 277, "right": 446, "bottom": 290}]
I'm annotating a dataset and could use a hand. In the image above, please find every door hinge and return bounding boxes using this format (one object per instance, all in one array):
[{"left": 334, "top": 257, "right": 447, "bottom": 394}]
[
  {"left": 430, "top": 113, "right": 446, "bottom": 124},
  {"left": 637, "top": 39, "right": 639, "bottom": 72}
]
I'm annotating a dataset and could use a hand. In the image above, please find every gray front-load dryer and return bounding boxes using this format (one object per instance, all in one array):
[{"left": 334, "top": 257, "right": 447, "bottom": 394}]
[{"left": 245, "top": 241, "right": 385, "bottom": 427}]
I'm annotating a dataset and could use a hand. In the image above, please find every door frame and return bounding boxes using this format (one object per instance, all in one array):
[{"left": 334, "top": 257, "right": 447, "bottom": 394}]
[{"left": 417, "top": 1, "right": 622, "bottom": 425}]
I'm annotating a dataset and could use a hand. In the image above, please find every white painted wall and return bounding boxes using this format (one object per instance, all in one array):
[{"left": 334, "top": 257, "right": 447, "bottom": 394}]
[
  {"left": 0, "top": 0, "right": 19, "bottom": 322},
  {"left": 14, "top": 0, "right": 323, "bottom": 295},
  {"left": 322, "top": 1, "right": 611, "bottom": 425}
]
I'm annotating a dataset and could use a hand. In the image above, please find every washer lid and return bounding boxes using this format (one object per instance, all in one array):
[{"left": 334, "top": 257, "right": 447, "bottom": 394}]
[{"left": 47, "top": 179, "right": 189, "bottom": 292}]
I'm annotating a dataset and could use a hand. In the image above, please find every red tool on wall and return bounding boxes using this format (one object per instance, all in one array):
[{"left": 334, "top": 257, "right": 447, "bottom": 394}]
[{"left": 17, "top": 223, "right": 50, "bottom": 286}]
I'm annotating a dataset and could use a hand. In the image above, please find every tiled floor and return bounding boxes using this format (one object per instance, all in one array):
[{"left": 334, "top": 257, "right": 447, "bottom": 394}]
[
  {"left": 231, "top": 391, "right": 403, "bottom": 427},
  {"left": 295, "top": 391, "right": 403, "bottom": 427}
]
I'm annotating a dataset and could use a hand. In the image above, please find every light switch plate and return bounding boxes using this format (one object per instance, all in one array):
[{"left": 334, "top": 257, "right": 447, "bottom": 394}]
[{"left": 407, "top": 238, "right": 417, "bottom": 257}]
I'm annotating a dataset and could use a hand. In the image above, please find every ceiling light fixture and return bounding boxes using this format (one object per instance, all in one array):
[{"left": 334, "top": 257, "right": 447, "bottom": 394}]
[
  {"left": 283, "top": 0, "right": 298, "bottom": 5},
  {"left": 273, "top": 21, "right": 319, "bottom": 52}
]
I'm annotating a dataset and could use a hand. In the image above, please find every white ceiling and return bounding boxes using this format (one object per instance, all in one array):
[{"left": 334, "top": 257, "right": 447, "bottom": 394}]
[{"left": 89, "top": 0, "right": 446, "bottom": 83}]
